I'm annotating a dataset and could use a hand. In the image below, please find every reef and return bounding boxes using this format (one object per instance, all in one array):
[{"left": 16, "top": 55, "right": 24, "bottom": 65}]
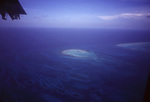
[{"left": 62, "top": 49, "right": 97, "bottom": 60}]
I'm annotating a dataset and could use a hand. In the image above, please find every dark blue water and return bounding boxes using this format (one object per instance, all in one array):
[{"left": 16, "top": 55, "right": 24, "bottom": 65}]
[{"left": 0, "top": 28, "right": 150, "bottom": 102}]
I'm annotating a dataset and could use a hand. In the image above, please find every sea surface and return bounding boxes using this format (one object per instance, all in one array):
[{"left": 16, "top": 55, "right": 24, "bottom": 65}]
[{"left": 0, "top": 28, "right": 150, "bottom": 102}]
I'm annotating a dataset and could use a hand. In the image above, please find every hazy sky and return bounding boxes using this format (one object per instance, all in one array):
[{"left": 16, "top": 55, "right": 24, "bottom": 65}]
[{"left": 0, "top": 0, "right": 150, "bottom": 29}]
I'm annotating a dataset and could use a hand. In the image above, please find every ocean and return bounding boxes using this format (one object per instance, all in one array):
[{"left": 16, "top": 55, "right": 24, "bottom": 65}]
[{"left": 0, "top": 28, "right": 150, "bottom": 102}]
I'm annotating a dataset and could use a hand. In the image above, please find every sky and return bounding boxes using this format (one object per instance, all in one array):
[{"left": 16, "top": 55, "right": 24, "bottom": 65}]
[{"left": 0, "top": 0, "right": 150, "bottom": 29}]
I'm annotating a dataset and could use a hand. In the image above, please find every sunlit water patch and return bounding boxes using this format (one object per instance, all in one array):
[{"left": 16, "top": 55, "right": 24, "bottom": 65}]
[
  {"left": 62, "top": 49, "right": 97, "bottom": 60},
  {"left": 117, "top": 42, "right": 150, "bottom": 52}
]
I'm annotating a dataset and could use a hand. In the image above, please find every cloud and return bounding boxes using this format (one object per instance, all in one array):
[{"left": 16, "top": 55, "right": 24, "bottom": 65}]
[
  {"left": 98, "top": 13, "right": 150, "bottom": 20},
  {"left": 97, "top": 16, "right": 118, "bottom": 20},
  {"left": 121, "top": 13, "right": 143, "bottom": 16}
]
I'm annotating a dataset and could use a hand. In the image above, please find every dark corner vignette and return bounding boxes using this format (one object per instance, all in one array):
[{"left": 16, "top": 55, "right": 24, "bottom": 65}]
[{"left": 143, "top": 71, "right": 150, "bottom": 102}]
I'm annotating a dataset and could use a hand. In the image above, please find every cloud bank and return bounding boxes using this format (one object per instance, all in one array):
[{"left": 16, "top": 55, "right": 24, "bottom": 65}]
[{"left": 98, "top": 13, "right": 150, "bottom": 20}]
